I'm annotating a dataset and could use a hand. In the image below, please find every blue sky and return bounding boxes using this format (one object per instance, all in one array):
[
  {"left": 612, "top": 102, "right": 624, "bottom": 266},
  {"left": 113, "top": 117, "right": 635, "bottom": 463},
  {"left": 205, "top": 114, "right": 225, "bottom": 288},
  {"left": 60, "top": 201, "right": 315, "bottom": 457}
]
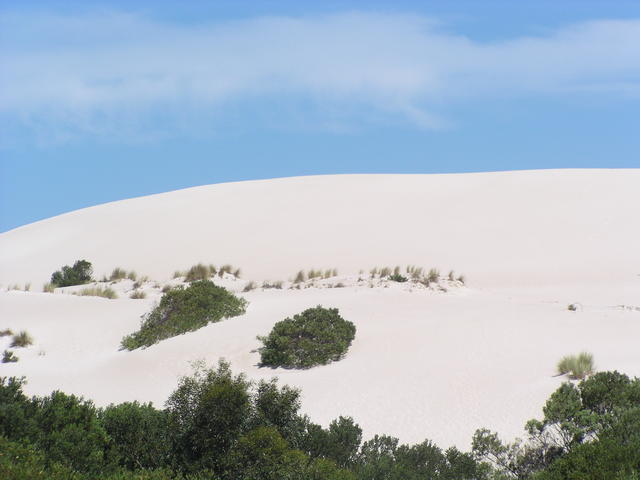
[{"left": 1, "top": 1, "right": 639, "bottom": 232}]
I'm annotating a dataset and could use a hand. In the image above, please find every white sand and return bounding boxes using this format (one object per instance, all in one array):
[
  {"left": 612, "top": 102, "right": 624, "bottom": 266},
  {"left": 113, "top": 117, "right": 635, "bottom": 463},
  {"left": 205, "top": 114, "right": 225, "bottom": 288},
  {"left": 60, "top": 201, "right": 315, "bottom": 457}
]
[{"left": 1, "top": 170, "right": 639, "bottom": 450}]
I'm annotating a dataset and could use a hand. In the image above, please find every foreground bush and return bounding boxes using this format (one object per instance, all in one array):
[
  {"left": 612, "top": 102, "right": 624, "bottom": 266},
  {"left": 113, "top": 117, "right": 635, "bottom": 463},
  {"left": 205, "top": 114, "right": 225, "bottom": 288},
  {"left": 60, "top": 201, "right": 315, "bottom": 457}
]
[
  {"left": 258, "top": 306, "right": 356, "bottom": 369},
  {"left": 557, "top": 352, "right": 594, "bottom": 379},
  {"left": 50, "top": 260, "right": 93, "bottom": 287},
  {"left": 121, "top": 280, "right": 247, "bottom": 350}
]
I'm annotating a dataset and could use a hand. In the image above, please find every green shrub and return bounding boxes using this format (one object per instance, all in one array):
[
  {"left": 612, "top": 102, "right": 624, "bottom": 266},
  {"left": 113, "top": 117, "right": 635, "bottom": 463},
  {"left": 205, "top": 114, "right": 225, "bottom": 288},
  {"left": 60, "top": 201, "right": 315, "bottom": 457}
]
[
  {"left": 2, "top": 350, "right": 18, "bottom": 363},
  {"left": 51, "top": 260, "right": 93, "bottom": 287},
  {"left": 120, "top": 280, "right": 247, "bottom": 350},
  {"left": 557, "top": 352, "right": 595, "bottom": 380},
  {"left": 389, "top": 273, "right": 408, "bottom": 283},
  {"left": 129, "top": 291, "right": 147, "bottom": 300},
  {"left": 79, "top": 286, "right": 118, "bottom": 299},
  {"left": 258, "top": 306, "right": 356, "bottom": 369},
  {"left": 10, "top": 331, "right": 33, "bottom": 348}
]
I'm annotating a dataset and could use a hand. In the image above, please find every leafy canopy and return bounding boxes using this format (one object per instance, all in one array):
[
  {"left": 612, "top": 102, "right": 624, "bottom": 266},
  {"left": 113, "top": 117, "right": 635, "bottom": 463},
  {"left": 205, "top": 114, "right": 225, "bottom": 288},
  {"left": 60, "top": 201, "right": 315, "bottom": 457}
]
[{"left": 258, "top": 306, "right": 356, "bottom": 369}]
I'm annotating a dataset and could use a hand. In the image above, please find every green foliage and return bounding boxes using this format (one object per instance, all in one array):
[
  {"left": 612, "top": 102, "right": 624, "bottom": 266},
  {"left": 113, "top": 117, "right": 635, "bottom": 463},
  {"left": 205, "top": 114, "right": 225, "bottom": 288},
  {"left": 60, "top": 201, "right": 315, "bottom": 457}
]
[
  {"left": 166, "top": 360, "right": 254, "bottom": 472},
  {"left": 10, "top": 331, "right": 33, "bottom": 348},
  {"left": 2, "top": 350, "right": 18, "bottom": 363},
  {"left": 51, "top": 260, "right": 93, "bottom": 287},
  {"left": 79, "top": 286, "right": 118, "bottom": 299},
  {"left": 556, "top": 352, "right": 594, "bottom": 379},
  {"left": 121, "top": 280, "right": 247, "bottom": 350},
  {"left": 30, "top": 391, "right": 111, "bottom": 474},
  {"left": 258, "top": 306, "right": 356, "bottom": 369},
  {"left": 100, "top": 402, "right": 169, "bottom": 470},
  {"left": 474, "top": 371, "right": 640, "bottom": 479},
  {"left": 389, "top": 273, "right": 408, "bottom": 283}
]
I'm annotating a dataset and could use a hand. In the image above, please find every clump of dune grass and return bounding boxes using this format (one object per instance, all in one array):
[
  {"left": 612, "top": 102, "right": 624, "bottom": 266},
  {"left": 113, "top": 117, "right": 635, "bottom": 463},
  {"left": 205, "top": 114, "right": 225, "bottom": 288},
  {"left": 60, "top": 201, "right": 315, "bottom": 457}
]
[
  {"left": 456, "top": 274, "right": 465, "bottom": 285},
  {"left": 43, "top": 282, "right": 56, "bottom": 293},
  {"left": 2, "top": 350, "right": 18, "bottom": 363},
  {"left": 218, "top": 265, "right": 233, "bottom": 277},
  {"left": 379, "top": 267, "right": 392, "bottom": 278},
  {"left": 78, "top": 286, "right": 118, "bottom": 299},
  {"left": 557, "top": 352, "right": 595, "bottom": 380},
  {"left": 10, "top": 331, "right": 33, "bottom": 348},
  {"left": 0, "top": 329, "right": 13, "bottom": 337},
  {"left": 110, "top": 267, "right": 128, "bottom": 281},
  {"left": 161, "top": 285, "right": 173, "bottom": 293},
  {"left": 427, "top": 268, "right": 440, "bottom": 283},
  {"left": 23, "top": 283, "right": 31, "bottom": 292},
  {"left": 129, "top": 290, "right": 147, "bottom": 299},
  {"left": 243, "top": 281, "right": 257, "bottom": 292},
  {"left": 127, "top": 271, "right": 137, "bottom": 281},
  {"left": 185, "top": 263, "right": 213, "bottom": 282},
  {"left": 173, "top": 270, "right": 185, "bottom": 279},
  {"left": 262, "top": 281, "right": 283, "bottom": 290},
  {"left": 293, "top": 270, "right": 306, "bottom": 284}
]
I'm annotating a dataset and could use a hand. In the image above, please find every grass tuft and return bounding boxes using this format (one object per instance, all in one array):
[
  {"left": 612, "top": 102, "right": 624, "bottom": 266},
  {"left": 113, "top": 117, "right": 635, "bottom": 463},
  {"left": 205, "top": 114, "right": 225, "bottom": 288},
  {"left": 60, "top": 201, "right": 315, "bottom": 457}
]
[
  {"left": 557, "top": 352, "right": 595, "bottom": 380},
  {"left": 11, "top": 331, "right": 33, "bottom": 348},
  {"left": 129, "top": 290, "right": 147, "bottom": 299},
  {"left": 0, "top": 329, "right": 13, "bottom": 337},
  {"left": 79, "top": 286, "right": 118, "bottom": 299},
  {"left": 43, "top": 283, "right": 57, "bottom": 293}
]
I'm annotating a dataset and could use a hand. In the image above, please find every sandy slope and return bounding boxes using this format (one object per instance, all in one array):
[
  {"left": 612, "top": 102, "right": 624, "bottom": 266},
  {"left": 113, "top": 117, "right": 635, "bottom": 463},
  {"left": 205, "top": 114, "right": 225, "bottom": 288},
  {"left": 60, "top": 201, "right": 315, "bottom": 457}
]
[{"left": 1, "top": 170, "right": 639, "bottom": 450}]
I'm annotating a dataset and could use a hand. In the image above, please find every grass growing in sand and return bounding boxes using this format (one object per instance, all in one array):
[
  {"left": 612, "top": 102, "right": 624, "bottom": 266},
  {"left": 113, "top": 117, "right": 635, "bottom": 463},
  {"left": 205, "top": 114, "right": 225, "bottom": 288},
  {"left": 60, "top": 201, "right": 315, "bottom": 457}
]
[
  {"left": 10, "top": 331, "right": 33, "bottom": 348},
  {"left": 78, "top": 286, "right": 118, "bottom": 299},
  {"left": 557, "top": 352, "right": 595, "bottom": 379}
]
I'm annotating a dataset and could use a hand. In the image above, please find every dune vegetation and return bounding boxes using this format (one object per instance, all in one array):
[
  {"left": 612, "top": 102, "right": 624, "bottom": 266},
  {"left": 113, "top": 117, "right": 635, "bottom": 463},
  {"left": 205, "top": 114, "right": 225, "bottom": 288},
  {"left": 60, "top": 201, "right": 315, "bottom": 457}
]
[
  {"left": 120, "top": 280, "right": 248, "bottom": 350},
  {"left": 258, "top": 306, "right": 356, "bottom": 369},
  {"left": 1, "top": 367, "right": 638, "bottom": 479}
]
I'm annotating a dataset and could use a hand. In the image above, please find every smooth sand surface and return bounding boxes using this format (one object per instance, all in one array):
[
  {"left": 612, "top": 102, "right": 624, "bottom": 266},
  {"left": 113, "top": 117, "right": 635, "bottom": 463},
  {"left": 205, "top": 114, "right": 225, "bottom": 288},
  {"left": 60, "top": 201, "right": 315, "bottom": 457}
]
[{"left": 1, "top": 170, "right": 639, "bottom": 449}]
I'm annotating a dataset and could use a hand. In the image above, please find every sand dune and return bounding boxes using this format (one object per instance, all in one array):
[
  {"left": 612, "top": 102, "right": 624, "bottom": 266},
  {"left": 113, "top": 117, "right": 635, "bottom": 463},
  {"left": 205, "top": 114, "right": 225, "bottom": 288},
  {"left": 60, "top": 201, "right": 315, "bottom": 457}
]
[{"left": 1, "top": 169, "right": 639, "bottom": 449}]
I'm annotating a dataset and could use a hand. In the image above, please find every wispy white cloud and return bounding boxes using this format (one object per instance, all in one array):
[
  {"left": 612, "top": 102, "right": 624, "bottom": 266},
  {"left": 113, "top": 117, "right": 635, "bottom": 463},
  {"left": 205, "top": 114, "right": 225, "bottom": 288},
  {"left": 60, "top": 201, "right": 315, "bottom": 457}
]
[{"left": 1, "top": 11, "right": 639, "bottom": 139}]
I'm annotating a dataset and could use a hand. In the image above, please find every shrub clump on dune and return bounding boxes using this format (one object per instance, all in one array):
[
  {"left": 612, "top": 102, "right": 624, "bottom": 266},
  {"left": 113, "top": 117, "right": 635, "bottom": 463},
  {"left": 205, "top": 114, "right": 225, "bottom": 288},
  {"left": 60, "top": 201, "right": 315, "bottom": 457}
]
[
  {"left": 258, "top": 306, "right": 356, "bottom": 369},
  {"left": 77, "top": 286, "right": 118, "bottom": 299},
  {"left": 50, "top": 259, "right": 93, "bottom": 287},
  {"left": 121, "top": 280, "right": 247, "bottom": 350}
]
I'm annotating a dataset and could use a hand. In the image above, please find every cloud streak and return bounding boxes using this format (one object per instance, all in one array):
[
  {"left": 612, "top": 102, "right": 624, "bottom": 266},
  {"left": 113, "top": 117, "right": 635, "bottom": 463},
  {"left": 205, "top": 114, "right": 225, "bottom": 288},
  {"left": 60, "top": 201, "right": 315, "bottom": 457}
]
[{"left": 1, "top": 11, "right": 639, "bottom": 138}]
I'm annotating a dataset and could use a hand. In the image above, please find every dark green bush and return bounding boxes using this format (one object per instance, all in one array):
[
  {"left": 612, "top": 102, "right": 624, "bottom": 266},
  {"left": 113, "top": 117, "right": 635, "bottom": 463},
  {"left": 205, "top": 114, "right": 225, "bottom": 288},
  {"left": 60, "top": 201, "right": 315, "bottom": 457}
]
[
  {"left": 389, "top": 273, "right": 408, "bottom": 283},
  {"left": 100, "top": 402, "right": 169, "bottom": 470},
  {"left": 258, "top": 306, "right": 356, "bottom": 369},
  {"left": 120, "top": 280, "right": 247, "bottom": 350},
  {"left": 50, "top": 260, "right": 93, "bottom": 287},
  {"left": 2, "top": 350, "right": 18, "bottom": 363}
]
